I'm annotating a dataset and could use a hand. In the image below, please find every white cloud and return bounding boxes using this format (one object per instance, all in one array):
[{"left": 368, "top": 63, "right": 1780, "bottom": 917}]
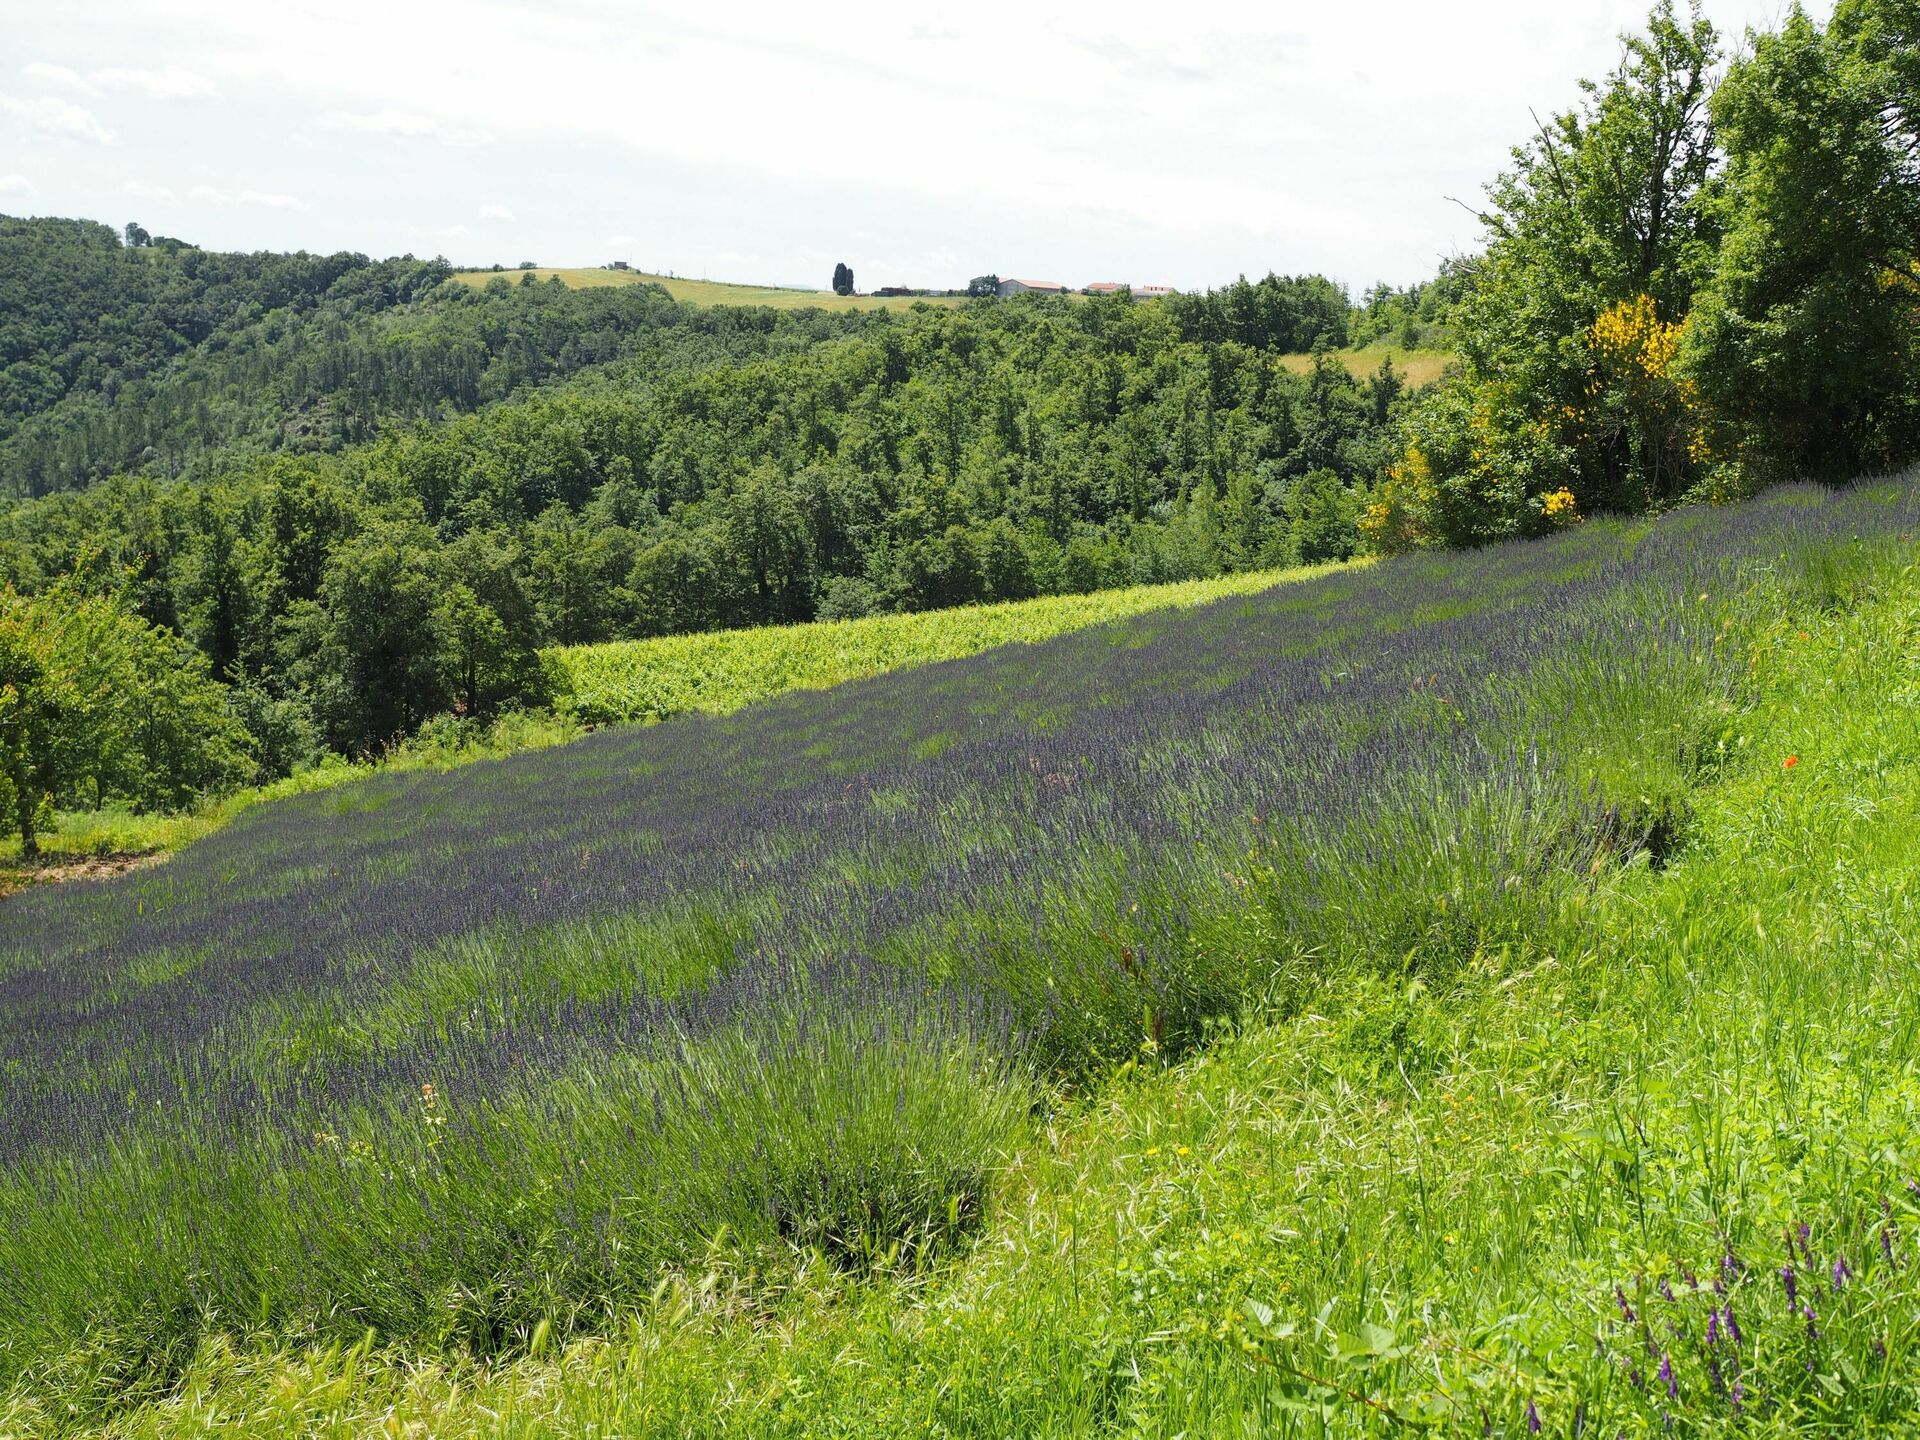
[
  {"left": 0, "top": 173, "right": 34, "bottom": 196},
  {"left": 92, "top": 66, "right": 218, "bottom": 99},
  {"left": 3, "top": 0, "right": 1838, "bottom": 287},
  {"left": 478, "top": 202, "right": 515, "bottom": 221},
  {"left": 124, "top": 179, "right": 179, "bottom": 203},
  {"left": 322, "top": 108, "right": 494, "bottom": 147},
  {"left": 23, "top": 62, "right": 84, "bottom": 89},
  {"left": 24, "top": 61, "right": 217, "bottom": 99},
  {"left": 440, "top": 223, "right": 471, "bottom": 239},
  {"left": 0, "top": 93, "right": 114, "bottom": 144},
  {"left": 190, "top": 183, "right": 307, "bottom": 210}
]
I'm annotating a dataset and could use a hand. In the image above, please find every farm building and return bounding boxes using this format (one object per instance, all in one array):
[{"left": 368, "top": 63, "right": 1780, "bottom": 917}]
[
  {"left": 1084, "top": 282, "right": 1126, "bottom": 295},
  {"left": 997, "top": 277, "right": 1066, "bottom": 297},
  {"left": 1132, "top": 284, "right": 1176, "bottom": 300}
]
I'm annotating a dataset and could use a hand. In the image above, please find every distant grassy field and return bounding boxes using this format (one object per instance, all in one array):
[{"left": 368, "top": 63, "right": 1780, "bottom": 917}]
[
  {"left": 1279, "top": 344, "right": 1453, "bottom": 386},
  {"left": 550, "top": 565, "right": 1346, "bottom": 725},
  {"left": 446, "top": 270, "right": 1454, "bottom": 383},
  {"left": 449, "top": 266, "right": 966, "bottom": 312}
]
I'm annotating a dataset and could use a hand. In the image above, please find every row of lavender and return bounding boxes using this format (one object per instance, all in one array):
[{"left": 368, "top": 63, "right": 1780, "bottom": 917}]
[
  {"left": 1, "top": 482, "right": 1913, "bottom": 1375},
  {"left": 0, "top": 486, "right": 1896, "bottom": 1145}
]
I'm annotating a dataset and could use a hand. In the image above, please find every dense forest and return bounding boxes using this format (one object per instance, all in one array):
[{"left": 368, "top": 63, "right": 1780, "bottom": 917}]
[
  {"left": 0, "top": 0, "right": 1914, "bottom": 850},
  {"left": 0, "top": 243, "right": 1400, "bottom": 795}
]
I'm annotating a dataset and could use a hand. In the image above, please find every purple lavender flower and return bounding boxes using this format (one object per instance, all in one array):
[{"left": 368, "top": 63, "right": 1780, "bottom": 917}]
[
  {"left": 1832, "top": 1253, "right": 1852, "bottom": 1291},
  {"left": 1526, "top": 1398, "right": 1541, "bottom": 1434},
  {"left": 1725, "top": 1306, "right": 1742, "bottom": 1347},
  {"left": 1804, "top": 1304, "right": 1820, "bottom": 1341},
  {"left": 1706, "top": 1308, "right": 1721, "bottom": 1347},
  {"left": 1730, "top": 1380, "right": 1746, "bottom": 1412},
  {"left": 1721, "top": 1251, "right": 1740, "bottom": 1285},
  {"left": 1797, "top": 1222, "right": 1813, "bottom": 1263},
  {"left": 1659, "top": 1351, "right": 1677, "bottom": 1400},
  {"left": 1614, "top": 1285, "right": 1637, "bottom": 1322},
  {"left": 1659, "top": 1277, "right": 1676, "bottom": 1303},
  {"left": 1781, "top": 1263, "right": 1798, "bottom": 1306}
]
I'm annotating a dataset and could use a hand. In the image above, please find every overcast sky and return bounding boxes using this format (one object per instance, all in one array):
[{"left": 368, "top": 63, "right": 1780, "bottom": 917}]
[{"left": 1, "top": 0, "right": 1824, "bottom": 295}]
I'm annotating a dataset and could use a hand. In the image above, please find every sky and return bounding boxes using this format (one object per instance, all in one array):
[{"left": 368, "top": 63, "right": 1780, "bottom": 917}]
[{"left": 0, "top": 0, "right": 1825, "bottom": 296}]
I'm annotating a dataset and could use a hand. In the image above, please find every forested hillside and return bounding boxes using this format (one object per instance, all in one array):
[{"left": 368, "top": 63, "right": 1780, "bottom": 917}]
[
  {"left": 0, "top": 218, "right": 879, "bottom": 495},
  {"left": 0, "top": 263, "right": 1402, "bottom": 788}
]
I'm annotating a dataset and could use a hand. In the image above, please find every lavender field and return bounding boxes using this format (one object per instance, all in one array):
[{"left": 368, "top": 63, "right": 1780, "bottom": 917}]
[{"left": 5, "top": 480, "right": 1918, "bottom": 1424}]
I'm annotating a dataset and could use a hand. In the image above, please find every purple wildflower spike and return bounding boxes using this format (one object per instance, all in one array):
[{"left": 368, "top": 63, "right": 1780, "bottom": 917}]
[
  {"left": 1731, "top": 1380, "right": 1746, "bottom": 1412},
  {"left": 1526, "top": 1398, "right": 1541, "bottom": 1434},
  {"left": 1659, "top": 1277, "right": 1676, "bottom": 1303},
  {"left": 1725, "top": 1306, "right": 1742, "bottom": 1346},
  {"left": 1804, "top": 1304, "right": 1820, "bottom": 1341},
  {"left": 1615, "top": 1285, "right": 1636, "bottom": 1322},
  {"left": 1832, "top": 1253, "right": 1852, "bottom": 1290},
  {"left": 1781, "top": 1263, "right": 1798, "bottom": 1306},
  {"left": 1706, "top": 1308, "right": 1721, "bottom": 1347},
  {"left": 1659, "top": 1352, "right": 1676, "bottom": 1400}
]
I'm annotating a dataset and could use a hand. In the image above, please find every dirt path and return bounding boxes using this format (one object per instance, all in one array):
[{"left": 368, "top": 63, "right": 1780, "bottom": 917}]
[{"left": 0, "top": 851, "right": 168, "bottom": 898}]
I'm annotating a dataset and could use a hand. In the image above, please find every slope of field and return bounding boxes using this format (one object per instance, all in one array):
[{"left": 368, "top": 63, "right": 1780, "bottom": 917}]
[
  {"left": 1276, "top": 344, "right": 1452, "bottom": 386},
  {"left": 6, "top": 481, "right": 1919, "bottom": 1434},
  {"left": 0, "top": 571, "right": 1336, "bottom": 887},
  {"left": 551, "top": 564, "right": 1346, "bottom": 724},
  {"left": 449, "top": 266, "right": 965, "bottom": 311}
]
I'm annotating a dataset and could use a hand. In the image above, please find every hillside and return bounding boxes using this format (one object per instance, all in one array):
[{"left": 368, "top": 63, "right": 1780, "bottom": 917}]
[
  {"left": 450, "top": 266, "right": 967, "bottom": 312},
  {"left": 549, "top": 562, "right": 1344, "bottom": 724},
  {"left": 0, "top": 565, "right": 1340, "bottom": 887},
  {"left": 6, "top": 479, "right": 1919, "bottom": 1433}
]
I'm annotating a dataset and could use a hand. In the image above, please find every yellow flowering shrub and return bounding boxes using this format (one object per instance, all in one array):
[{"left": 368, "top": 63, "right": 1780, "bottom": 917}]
[
  {"left": 1541, "top": 487, "right": 1580, "bottom": 523},
  {"left": 1360, "top": 443, "right": 1434, "bottom": 555}
]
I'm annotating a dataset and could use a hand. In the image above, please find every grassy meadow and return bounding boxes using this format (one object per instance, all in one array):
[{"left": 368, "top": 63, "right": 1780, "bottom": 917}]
[
  {"left": 5, "top": 480, "right": 1920, "bottom": 1435},
  {"left": 448, "top": 267, "right": 966, "bottom": 312},
  {"left": 550, "top": 563, "right": 1345, "bottom": 724},
  {"left": 1276, "top": 344, "right": 1453, "bottom": 386}
]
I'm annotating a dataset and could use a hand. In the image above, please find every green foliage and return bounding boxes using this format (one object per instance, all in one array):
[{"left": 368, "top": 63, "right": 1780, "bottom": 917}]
[
  {"left": 1684, "top": 0, "right": 1920, "bottom": 480},
  {"left": 1384, "top": 0, "right": 1920, "bottom": 545},
  {"left": 0, "top": 583, "right": 249, "bottom": 852}
]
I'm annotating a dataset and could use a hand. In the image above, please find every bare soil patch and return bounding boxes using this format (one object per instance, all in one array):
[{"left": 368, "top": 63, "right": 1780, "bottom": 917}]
[{"left": 0, "top": 851, "right": 167, "bottom": 898}]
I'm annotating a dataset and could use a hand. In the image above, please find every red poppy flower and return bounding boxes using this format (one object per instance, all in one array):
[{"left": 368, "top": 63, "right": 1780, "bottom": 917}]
[{"left": 1783, "top": 755, "right": 1799, "bottom": 769}]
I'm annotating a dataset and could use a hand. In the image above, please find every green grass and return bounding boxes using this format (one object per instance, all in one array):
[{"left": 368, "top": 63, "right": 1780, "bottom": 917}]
[
  {"left": 17, "top": 516, "right": 1920, "bottom": 1435},
  {"left": 448, "top": 267, "right": 966, "bottom": 312},
  {"left": 1277, "top": 344, "right": 1453, "bottom": 387},
  {"left": 550, "top": 565, "right": 1348, "bottom": 725}
]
